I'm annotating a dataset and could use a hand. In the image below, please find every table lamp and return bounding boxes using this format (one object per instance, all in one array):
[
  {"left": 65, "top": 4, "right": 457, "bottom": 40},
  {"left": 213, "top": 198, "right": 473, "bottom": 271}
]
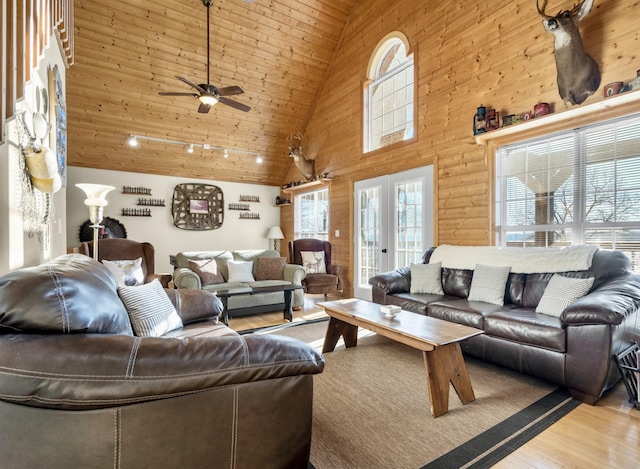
[{"left": 267, "top": 226, "right": 285, "bottom": 251}]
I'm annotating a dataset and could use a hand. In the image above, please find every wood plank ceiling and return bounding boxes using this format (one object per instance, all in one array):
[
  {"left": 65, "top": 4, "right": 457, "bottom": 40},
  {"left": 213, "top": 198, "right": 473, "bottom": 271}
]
[{"left": 66, "top": 0, "right": 357, "bottom": 186}]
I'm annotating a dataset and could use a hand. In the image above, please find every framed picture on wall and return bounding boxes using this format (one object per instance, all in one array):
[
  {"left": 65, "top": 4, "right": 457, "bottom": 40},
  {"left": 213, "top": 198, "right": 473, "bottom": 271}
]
[{"left": 172, "top": 183, "right": 224, "bottom": 230}]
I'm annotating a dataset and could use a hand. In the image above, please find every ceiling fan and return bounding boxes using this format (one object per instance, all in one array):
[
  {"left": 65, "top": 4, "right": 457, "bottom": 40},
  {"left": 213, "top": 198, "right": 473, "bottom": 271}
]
[{"left": 158, "top": 0, "right": 250, "bottom": 113}]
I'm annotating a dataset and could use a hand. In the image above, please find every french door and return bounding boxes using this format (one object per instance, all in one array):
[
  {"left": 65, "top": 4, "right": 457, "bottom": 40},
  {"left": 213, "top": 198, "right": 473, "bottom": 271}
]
[{"left": 353, "top": 166, "right": 433, "bottom": 299}]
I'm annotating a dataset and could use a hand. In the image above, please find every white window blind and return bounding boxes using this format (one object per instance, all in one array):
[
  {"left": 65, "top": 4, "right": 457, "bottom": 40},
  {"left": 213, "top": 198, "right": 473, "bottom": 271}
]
[{"left": 496, "top": 113, "right": 640, "bottom": 271}]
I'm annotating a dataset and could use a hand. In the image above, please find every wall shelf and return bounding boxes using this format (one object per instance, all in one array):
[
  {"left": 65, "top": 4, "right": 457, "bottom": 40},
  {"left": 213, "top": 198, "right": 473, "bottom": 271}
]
[
  {"left": 281, "top": 178, "right": 331, "bottom": 194},
  {"left": 475, "top": 89, "right": 640, "bottom": 147}
]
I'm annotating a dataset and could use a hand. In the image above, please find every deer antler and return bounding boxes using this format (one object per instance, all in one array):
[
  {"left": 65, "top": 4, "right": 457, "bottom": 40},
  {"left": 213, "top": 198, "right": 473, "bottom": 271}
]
[{"left": 536, "top": 0, "right": 553, "bottom": 19}]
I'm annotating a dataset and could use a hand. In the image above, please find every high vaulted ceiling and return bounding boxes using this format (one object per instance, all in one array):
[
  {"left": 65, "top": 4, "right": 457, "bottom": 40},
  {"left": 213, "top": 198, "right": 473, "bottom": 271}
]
[{"left": 66, "top": 0, "right": 358, "bottom": 186}]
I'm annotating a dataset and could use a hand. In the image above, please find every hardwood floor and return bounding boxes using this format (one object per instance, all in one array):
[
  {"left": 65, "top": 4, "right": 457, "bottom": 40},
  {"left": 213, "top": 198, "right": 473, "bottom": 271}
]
[{"left": 230, "top": 296, "right": 640, "bottom": 468}]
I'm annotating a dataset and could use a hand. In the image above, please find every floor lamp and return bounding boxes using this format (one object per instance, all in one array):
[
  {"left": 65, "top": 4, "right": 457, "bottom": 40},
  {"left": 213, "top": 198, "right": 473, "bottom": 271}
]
[
  {"left": 267, "top": 226, "right": 285, "bottom": 252},
  {"left": 76, "top": 184, "right": 115, "bottom": 261}
]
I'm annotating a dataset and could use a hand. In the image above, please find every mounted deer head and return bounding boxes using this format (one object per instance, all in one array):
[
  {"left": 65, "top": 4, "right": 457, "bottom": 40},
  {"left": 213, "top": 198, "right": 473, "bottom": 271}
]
[
  {"left": 286, "top": 132, "right": 315, "bottom": 181},
  {"left": 537, "top": 0, "right": 601, "bottom": 105}
]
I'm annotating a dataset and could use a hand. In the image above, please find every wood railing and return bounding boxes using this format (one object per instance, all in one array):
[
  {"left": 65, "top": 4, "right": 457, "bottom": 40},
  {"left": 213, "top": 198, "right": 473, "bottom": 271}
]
[{"left": 1, "top": 0, "right": 73, "bottom": 143}]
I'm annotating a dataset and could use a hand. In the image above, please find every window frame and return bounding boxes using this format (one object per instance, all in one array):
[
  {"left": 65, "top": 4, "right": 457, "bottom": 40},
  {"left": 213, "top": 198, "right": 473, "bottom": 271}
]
[
  {"left": 495, "top": 112, "right": 640, "bottom": 269},
  {"left": 294, "top": 188, "right": 329, "bottom": 241},
  {"left": 363, "top": 31, "right": 416, "bottom": 154}
]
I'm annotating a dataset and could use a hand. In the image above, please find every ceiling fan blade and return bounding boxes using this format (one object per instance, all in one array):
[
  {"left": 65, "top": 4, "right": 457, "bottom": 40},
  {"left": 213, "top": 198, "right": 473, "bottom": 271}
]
[
  {"left": 175, "top": 76, "right": 206, "bottom": 94},
  {"left": 216, "top": 85, "right": 245, "bottom": 96},
  {"left": 158, "top": 92, "right": 199, "bottom": 97},
  {"left": 218, "top": 97, "right": 251, "bottom": 112},
  {"left": 198, "top": 102, "right": 211, "bottom": 114}
]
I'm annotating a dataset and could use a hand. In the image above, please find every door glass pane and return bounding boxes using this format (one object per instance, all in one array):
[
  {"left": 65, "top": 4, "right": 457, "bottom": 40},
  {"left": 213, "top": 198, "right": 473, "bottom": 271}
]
[
  {"left": 395, "top": 180, "right": 423, "bottom": 267},
  {"left": 359, "top": 187, "right": 380, "bottom": 287}
]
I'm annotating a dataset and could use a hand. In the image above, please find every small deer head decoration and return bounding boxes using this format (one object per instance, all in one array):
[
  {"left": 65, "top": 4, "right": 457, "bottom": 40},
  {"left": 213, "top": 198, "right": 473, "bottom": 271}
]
[
  {"left": 537, "top": 0, "right": 601, "bottom": 105},
  {"left": 286, "top": 132, "right": 316, "bottom": 181}
]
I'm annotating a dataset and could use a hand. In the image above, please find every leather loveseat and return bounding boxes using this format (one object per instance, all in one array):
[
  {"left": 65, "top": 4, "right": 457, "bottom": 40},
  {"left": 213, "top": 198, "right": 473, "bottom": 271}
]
[
  {"left": 369, "top": 245, "right": 640, "bottom": 404},
  {"left": 0, "top": 254, "right": 324, "bottom": 468},
  {"left": 172, "top": 249, "right": 306, "bottom": 318}
]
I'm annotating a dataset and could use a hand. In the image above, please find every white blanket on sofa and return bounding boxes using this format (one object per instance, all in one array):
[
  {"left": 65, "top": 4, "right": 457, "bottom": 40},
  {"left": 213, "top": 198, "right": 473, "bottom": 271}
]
[{"left": 429, "top": 244, "right": 598, "bottom": 273}]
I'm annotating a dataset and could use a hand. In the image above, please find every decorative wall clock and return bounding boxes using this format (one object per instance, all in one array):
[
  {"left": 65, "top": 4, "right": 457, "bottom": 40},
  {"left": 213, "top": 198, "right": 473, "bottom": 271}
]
[{"left": 172, "top": 183, "right": 224, "bottom": 230}]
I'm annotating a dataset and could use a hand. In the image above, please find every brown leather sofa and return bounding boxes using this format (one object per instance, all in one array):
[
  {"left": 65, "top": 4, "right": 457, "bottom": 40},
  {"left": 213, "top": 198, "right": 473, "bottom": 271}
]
[
  {"left": 369, "top": 247, "right": 640, "bottom": 404},
  {"left": 0, "top": 254, "right": 324, "bottom": 468}
]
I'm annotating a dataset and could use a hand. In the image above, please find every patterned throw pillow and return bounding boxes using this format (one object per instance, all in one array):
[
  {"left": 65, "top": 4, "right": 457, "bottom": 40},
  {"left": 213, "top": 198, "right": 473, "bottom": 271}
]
[
  {"left": 256, "top": 257, "right": 287, "bottom": 280},
  {"left": 468, "top": 264, "right": 512, "bottom": 306},
  {"left": 118, "top": 279, "right": 183, "bottom": 337},
  {"left": 301, "top": 251, "right": 327, "bottom": 274},
  {"left": 227, "top": 260, "right": 255, "bottom": 282},
  {"left": 410, "top": 262, "right": 444, "bottom": 294},
  {"left": 188, "top": 258, "right": 225, "bottom": 285},
  {"left": 102, "top": 257, "right": 144, "bottom": 287},
  {"left": 535, "top": 274, "right": 595, "bottom": 317}
]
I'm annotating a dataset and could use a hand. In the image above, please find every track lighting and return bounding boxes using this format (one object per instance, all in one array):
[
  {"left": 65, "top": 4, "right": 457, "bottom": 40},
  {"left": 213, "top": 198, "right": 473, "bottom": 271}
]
[{"left": 127, "top": 134, "right": 263, "bottom": 162}]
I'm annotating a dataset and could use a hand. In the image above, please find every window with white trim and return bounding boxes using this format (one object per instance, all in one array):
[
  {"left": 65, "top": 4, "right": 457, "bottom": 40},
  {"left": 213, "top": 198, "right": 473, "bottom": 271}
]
[
  {"left": 496, "top": 113, "right": 640, "bottom": 271},
  {"left": 294, "top": 188, "right": 329, "bottom": 240},
  {"left": 364, "top": 32, "right": 414, "bottom": 153}
]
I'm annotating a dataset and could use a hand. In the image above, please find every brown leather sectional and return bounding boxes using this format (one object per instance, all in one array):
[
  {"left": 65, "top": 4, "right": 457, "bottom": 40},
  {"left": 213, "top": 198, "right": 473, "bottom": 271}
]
[
  {"left": 0, "top": 254, "right": 324, "bottom": 468},
  {"left": 369, "top": 247, "right": 640, "bottom": 404}
]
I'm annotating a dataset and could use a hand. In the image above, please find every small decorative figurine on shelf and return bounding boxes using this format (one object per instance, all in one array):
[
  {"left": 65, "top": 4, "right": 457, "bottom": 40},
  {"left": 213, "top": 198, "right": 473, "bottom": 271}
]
[
  {"left": 486, "top": 109, "right": 500, "bottom": 131},
  {"left": 473, "top": 105, "right": 487, "bottom": 135}
]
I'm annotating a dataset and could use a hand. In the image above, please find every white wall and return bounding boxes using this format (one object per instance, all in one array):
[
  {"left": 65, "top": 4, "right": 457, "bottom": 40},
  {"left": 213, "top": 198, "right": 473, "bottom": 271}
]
[
  {"left": 67, "top": 167, "right": 283, "bottom": 274},
  {"left": 0, "top": 38, "right": 67, "bottom": 275}
]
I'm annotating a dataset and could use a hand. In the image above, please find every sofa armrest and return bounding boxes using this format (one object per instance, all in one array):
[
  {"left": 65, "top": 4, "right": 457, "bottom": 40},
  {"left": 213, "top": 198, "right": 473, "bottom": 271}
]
[
  {"left": 173, "top": 267, "right": 202, "bottom": 290},
  {"left": 165, "top": 288, "right": 223, "bottom": 325},
  {"left": 562, "top": 273, "right": 640, "bottom": 326},
  {"left": 283, "top": 263, "right": 306, "bottom": 285},
  {"left": 369, "top": 267, "right": 411, "bottom": 294},
  {"left": 327, "top": 264, "right": 345, "bottom": 291},
  {"left": 0, "top": 333, "right": 325, "bottom": 411}
]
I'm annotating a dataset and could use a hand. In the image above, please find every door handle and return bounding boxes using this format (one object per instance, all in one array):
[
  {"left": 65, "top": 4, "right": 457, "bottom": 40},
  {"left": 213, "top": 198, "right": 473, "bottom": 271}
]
[{"left": 381, "top": 249, "right": 387, "bottom": 253}]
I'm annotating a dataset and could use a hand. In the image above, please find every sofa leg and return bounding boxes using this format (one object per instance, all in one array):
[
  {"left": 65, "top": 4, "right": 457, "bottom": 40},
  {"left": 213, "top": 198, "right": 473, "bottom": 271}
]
[{"left": 568, "top": 388, "right": 600, "bottom": 405}]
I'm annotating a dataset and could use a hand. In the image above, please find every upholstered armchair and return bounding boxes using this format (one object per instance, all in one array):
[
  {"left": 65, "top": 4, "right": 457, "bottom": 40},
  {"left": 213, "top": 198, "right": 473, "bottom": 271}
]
[
  {"left": 289, "top": 239, "right": 343, "bottom": 296},
  {"left": 79, "top": 238, "right": 172, "bottom": 288}
]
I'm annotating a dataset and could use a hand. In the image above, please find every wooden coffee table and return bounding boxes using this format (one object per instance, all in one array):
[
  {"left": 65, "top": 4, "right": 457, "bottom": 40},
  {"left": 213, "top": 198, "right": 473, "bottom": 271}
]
[
  {"left": 318, "top": 298, "right": 484, "bottom": 417},
  {"left": 213, "top": 284, "right": 304, "bottom": 325}
]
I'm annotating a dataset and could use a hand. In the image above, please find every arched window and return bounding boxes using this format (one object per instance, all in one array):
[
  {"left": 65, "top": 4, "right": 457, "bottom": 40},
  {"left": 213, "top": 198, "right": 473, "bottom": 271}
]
[{"left": 364, "top": 32, "right": 414, "bottom": 152}]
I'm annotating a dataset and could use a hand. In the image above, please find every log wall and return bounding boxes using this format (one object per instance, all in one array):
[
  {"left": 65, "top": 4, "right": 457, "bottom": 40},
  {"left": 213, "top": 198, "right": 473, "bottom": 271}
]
[{"left": 281, "top": 0, "right": 640, "bottom": 295}]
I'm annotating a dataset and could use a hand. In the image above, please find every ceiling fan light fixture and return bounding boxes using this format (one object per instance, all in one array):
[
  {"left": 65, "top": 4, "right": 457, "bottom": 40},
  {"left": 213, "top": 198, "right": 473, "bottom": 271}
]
[{"left": 198, "top": 94, "right": 218, "bottom": 106}]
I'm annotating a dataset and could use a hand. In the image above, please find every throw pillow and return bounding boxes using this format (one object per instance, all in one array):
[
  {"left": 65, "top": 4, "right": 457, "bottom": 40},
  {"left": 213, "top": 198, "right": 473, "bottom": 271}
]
[
  {"left": 410, "top": 262, "right": 444, "bottom": 294},
  {"left": 118, "top": 279, "right": 183, "bottom": 337},
  {"left": 102, "top": 257, "right": 144, "bottom": 287},
  {"left": 301, "top": 251, "right": 327, "bottom": 274},
  {"left": 227, "top": 260, "right": 255, "bottom": 282},
  {"left": 468, "top": 264, "right": 512, "bottom": 306},
  {"left": 256, "top": 257, "right": 287, "bottom": 280},
  {"left": 188, "top": 258, "right": 225, "bottom": 285},
  {"left": 536, "top": 274, "right": 595, "bottom": 317}
]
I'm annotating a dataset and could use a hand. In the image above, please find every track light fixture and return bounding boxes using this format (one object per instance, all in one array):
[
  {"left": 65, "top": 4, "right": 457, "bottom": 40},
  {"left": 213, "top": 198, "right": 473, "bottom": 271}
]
[{"left": 127, "top": 134, "right": 263, "bottom": 162}]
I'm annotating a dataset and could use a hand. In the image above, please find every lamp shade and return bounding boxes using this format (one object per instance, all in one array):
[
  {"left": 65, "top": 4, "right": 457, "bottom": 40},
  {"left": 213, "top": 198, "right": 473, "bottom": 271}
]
[
  {"left": 267, "top": 226, "right": 285, "bottom": 240},
  {"left": 76, "top": 184, "right": 115, "bottom": 207}
]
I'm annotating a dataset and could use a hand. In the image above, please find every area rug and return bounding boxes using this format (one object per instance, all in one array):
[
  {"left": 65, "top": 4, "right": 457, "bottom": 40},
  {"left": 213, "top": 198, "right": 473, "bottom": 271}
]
[{"left": 265, "top": 320, "right": 580, "bottom": 469}]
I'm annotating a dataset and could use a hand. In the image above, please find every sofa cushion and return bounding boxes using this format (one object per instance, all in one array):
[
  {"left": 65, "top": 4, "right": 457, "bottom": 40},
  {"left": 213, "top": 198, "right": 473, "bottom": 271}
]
[
  {"left": 427, "top": 299, "right": 511, "bottom": 329},
  {"left": 468, "top": 264, "right": 511, "bottom": 306},
  {"left": 410, "top": 262, "right": 443, "bottom": 294},
  {"left": 188, "top": 258, "right": 225, "bottom": 286},
  {"left": 0, "top": 254, "right": 133, "bottom": 335},
  {"left": 484, "top": 308, "right": 566, "bottom": 353},
  {"left": 102, "top": 257, "right": 144, "bottom": 287},
  {"left": 441, "top": 268, "right": 473, "bottom": 298},
  {"left": 256, "top": 257, "right": 286, "bottom": 280},
  {"left": 227, "top": 261, "right": 255, "bottom": 283},
  {"left": 536, "top": 274, "right": 595, "bottom": 317}
]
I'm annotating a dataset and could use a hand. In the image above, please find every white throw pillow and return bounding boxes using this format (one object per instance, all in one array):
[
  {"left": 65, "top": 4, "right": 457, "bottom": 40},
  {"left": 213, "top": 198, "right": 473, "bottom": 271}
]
[
  {"left": 410, "top": 262, "right": 444, "bottom": 294},
  {"left": 118, "top": 279, "right": 183, "bottom": 337},
  {"left": 301, "top": 251, "right": 327, "bottom": 274},
  {"left": 102, "top": 257, "right": 144, "bottom": 287},
  {"left": 468, "top": 264, "right": 512, "bottom": 306},
  {"left": 227, "top": 260, "right": 255, "bottom": 282},
  {"left": 536, "top": 274, "right": 595, "bottom": 317}
]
